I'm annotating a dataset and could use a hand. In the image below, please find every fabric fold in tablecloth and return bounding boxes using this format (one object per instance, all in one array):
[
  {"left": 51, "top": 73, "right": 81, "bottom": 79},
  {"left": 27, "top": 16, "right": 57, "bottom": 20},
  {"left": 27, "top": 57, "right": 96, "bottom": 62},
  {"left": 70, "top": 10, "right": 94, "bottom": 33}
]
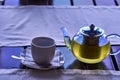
[
  {"left": 0, "top": 6, "right": 120, "bottom": 46},
  {"left": 0, "top": 69, "right": 120, "bottom": 80}
]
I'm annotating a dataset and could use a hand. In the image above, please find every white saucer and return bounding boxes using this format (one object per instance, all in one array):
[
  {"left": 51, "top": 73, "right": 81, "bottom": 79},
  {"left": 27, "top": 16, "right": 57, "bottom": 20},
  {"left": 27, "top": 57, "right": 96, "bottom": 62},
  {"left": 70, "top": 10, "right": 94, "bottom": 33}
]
[{"left": 20, "top": 47, "right": 64, "bottom": 70}]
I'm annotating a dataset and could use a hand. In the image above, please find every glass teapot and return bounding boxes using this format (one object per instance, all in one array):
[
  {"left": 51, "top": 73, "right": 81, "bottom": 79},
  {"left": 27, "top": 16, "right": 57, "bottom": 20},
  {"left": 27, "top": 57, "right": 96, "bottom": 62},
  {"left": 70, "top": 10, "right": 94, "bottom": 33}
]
[{"left": 61, "top": 24, "right": 120, "bottom": 64}]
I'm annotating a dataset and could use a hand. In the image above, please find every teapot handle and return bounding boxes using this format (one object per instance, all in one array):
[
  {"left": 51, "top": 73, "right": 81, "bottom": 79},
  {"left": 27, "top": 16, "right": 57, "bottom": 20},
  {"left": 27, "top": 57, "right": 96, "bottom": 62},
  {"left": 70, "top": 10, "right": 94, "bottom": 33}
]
[{"left": 106, "top": 34, "right": 120, "bottom": 55}]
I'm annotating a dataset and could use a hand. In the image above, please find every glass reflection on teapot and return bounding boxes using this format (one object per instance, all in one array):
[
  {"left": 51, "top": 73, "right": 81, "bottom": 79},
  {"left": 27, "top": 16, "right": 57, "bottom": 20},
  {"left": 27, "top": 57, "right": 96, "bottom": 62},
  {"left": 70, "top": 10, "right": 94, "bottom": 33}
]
[{"left": 61, "top": 24, "right": 120, "bottom": 64}]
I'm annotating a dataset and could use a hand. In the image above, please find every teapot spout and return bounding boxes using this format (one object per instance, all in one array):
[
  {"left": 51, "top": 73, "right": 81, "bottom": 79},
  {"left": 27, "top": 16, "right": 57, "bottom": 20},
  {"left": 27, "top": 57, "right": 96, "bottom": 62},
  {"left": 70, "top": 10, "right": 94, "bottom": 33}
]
[{"left": 61, "top": 27, "right": 71, "bottom": 50}]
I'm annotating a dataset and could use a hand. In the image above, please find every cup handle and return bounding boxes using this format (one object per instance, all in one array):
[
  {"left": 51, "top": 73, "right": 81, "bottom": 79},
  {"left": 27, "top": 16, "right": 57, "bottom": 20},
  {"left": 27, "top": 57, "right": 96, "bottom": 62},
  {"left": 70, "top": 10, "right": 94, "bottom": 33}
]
[{"left": 106, "top": 34, "right": 120, "bottom": 55}]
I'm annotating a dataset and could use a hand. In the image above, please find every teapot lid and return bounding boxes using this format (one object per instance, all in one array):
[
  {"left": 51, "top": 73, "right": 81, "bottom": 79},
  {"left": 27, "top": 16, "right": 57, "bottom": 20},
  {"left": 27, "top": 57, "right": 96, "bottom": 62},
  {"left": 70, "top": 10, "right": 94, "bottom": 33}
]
[{"left": 80, "top": 24, "right": 104, "bottom": 37}]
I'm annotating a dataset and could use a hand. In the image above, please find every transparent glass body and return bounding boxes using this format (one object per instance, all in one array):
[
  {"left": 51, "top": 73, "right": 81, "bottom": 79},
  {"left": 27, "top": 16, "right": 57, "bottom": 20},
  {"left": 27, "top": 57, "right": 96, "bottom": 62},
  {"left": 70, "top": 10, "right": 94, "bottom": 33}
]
[{"left": 65, "top": 35, "right": 110, "bottom": 64}]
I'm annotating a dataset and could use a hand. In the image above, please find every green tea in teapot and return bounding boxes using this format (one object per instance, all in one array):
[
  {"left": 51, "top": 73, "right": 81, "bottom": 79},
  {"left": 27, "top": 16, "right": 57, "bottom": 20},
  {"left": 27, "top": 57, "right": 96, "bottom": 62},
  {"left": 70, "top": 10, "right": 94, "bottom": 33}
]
[{"left": 71, "top": 40, "right": 110, "bottom": 64}]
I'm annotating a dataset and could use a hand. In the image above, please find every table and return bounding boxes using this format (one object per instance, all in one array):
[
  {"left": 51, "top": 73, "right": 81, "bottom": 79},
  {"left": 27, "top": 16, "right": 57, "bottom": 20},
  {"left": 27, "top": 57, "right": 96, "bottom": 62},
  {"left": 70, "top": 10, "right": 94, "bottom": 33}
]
[
  {"left": 0, "top": 46, "right": 115, "bottom": 69},
  {"left": 0, "top": 6, "right": 120, "bottom": 79}
]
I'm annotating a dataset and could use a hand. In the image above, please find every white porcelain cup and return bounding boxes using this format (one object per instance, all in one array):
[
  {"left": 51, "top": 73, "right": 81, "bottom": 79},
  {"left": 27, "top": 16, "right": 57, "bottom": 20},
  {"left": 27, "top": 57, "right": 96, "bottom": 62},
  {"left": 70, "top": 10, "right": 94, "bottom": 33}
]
[{"left": 31, "top": 37, "right": 56, "bottom": 66}]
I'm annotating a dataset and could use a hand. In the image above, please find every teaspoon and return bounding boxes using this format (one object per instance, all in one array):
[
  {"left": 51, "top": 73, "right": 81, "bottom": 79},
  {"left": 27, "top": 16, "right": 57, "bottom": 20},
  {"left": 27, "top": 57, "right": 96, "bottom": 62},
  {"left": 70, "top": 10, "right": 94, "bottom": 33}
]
[{"left": 11, "top": 55, "right": 34, "bottom": 62}]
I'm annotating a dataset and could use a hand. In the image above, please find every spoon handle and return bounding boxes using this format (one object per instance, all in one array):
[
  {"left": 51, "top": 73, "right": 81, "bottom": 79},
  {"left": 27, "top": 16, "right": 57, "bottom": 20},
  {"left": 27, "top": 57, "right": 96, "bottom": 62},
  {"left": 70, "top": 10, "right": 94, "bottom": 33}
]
[
  {"left": 11, "top": 55, "right": 24, "bottom": 60},
  {"left": 11, "top": 55, "right": 34, "bottom": 62}
]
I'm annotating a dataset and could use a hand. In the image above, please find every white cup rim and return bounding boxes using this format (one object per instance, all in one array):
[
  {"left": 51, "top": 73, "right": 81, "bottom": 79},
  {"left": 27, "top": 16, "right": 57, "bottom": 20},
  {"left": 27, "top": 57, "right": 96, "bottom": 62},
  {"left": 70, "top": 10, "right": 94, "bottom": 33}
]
[{"left": 31, "top": 37, "right": 55, "bottom": 48}]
